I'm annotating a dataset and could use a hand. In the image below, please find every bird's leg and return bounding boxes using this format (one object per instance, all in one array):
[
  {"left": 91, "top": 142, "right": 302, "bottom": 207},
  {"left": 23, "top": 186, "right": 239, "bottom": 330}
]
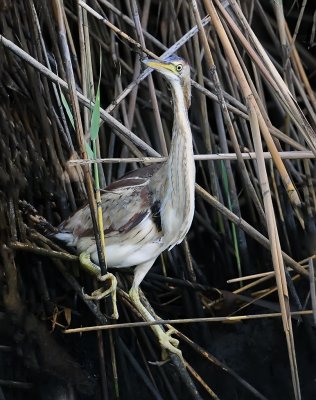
[
  {"left": 130, "top": 262, "right": 182, "bottom": 361},
  {"left": 79, "top": 252, "right": 118, "bottom": 319},
  {"left": 129, "top": 286, "right": 181, "bottom": 359}
]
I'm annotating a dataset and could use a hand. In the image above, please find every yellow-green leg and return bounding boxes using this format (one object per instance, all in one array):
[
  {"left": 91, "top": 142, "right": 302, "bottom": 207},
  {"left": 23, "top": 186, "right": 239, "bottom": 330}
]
[
  {"left": 79, "top": 252, "right": 118, "bottom": 319},
  {"left": 130, "top": 261, "right": 183, "bottom": 361}
]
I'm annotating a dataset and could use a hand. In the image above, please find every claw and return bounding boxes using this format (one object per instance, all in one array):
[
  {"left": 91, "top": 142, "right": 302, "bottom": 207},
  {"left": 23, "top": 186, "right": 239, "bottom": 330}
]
[
  {"left": 159, "top": 328, "right": 182, "bottom": 361},
  {"left": 79, "top": 252, "right": 118, "bottom": 319}
]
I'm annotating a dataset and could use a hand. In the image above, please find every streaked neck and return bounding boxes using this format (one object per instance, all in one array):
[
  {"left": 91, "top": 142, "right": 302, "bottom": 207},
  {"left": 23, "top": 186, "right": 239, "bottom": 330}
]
[{"left": 161, "top": 80, "right": 195, "bottom": 245}]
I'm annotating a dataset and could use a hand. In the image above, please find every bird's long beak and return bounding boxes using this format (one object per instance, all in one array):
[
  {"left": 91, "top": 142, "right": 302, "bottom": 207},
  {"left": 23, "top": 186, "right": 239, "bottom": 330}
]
[{"left": 143, "top": 59, "right": 173, "bottom": 73}]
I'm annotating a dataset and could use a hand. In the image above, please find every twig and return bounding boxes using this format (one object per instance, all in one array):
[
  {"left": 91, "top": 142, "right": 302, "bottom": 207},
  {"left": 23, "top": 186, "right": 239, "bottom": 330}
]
[
  {"left": 64, "top": 310, "right": 314, "bottom": 333},
  {"left": 185, "top": 363, "right": 219, "bottom": 399},
  {"left": 227, "top": 266, "right": 307, "bottom": 283},
  {"left": 308, "top": 258, "right": 316, "bottom": 326},
  {"left": 9, "top": 241, "right": 78, "bottom": 261},
  {"left": 66, "top": 151, "right": 315, "bottom": 165}
]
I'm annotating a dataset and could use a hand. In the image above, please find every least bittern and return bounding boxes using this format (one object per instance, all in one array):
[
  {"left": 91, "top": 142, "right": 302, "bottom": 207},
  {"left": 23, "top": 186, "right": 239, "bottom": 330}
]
[{"left": 56, "top": 57, "right": 195, "bottom": 359}]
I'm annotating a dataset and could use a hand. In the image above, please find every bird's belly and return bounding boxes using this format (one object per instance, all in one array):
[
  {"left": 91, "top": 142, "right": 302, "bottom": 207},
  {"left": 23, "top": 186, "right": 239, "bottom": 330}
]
[
  {"left": 104, "top": 242, "right": 161, "bottom": 268},
  {"left": 78, "top": 217, "right": 163, "bottom": 268}
]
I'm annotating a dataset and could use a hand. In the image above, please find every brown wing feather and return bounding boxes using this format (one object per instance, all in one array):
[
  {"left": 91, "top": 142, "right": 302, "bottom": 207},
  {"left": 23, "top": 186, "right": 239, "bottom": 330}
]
[{"left": 59, "top": 177, "right": 155, "bottom": 240}]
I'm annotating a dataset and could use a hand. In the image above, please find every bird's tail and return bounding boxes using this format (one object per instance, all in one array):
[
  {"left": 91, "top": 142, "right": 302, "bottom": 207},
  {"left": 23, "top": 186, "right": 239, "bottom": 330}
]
[{"left": 53, "top": 232, "right": 76, "bottom": 245}]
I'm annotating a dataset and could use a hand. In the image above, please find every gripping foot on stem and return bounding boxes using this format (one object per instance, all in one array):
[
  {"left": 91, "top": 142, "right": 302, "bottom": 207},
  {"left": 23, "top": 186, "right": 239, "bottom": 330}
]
[
  {"left": 79, "top": 252, "right": 118, "bottom": 319},
  {"left": 129, "top": 286, "right": 183, "bottom": 361}
]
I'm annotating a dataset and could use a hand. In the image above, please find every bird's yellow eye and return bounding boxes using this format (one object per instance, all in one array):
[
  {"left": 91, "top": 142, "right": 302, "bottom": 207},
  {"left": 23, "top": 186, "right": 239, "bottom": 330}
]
[{"left": 176, "top": 64, "right": 183, "bottom": 72}]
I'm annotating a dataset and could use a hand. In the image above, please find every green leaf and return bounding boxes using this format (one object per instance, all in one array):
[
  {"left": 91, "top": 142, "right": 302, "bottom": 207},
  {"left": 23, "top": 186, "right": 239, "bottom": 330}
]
[
  {"left": 59, "top": 87, "right": 75, "bottom": 129},
  {"left": 85, "top": 141, "right": 94, "bottom": 159},
  {"left": 90, "top": 86, "right": 100, "bottom": 140},
  {"left": 90, "top": 60, "right": 102, "bottom": 141}
]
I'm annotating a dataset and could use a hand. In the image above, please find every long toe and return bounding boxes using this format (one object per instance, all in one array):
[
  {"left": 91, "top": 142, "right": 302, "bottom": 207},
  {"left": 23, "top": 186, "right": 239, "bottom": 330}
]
[
  {"left": 159, "top": 331, "right": 183, "bottom": 361},
  {"left": 165, "top": 327, "right": 179, "bottom": 347},
  {"left": 83, "top": 273, "right": 118, "bottom": 319},
  {"left": 84, "top": 287, "right": 107, "bottom": 301}
]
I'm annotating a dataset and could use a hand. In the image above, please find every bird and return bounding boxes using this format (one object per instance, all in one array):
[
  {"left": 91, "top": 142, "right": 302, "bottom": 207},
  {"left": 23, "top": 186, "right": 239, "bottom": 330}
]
[{"left": 55, "top": 56, "right": 195, "bottom": 358}]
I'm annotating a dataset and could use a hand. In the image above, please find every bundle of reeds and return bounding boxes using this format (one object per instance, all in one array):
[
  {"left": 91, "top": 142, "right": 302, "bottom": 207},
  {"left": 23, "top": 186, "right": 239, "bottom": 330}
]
[{"left": 0, "top": 1, "right": 315, "bottom": 399}]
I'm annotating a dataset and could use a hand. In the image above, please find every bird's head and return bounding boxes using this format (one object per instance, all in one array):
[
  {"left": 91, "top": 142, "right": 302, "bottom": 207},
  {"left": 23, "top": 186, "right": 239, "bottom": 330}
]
[{"left": 143, "top": 56, "right": 191, "bottom": 108}]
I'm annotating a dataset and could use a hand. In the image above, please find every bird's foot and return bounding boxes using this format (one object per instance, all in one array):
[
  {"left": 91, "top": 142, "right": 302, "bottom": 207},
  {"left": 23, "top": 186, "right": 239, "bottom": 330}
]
[
  {"left": 79, "top": 252, "right": 118, "bottom": 319},
  {"left": 84, "top": 273, "right": 118, "bottom": 319},
  {"left": 129, "top": 286, "right": 183, "bottom": 361},
  {"left": 158, "top": 327, "right": 183, "bottom": 361}
]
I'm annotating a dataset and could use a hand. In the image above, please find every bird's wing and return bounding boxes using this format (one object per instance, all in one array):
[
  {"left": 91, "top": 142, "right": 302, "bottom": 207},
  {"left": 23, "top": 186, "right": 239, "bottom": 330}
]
[{"left": 58, "top": 175, "right": 156, "bottom": 240}]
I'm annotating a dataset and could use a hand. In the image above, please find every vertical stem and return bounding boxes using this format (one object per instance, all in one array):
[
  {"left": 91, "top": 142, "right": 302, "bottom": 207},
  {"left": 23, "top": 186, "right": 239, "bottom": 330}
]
[
  {"left": 52, "top": 0, "right": 107, "bottom": 274},
  {"left": 131, "top": 0, "right": 168, "bottom": 156},
  {"left": 205, "top": 1, "right": 301, "bottom": 398}
]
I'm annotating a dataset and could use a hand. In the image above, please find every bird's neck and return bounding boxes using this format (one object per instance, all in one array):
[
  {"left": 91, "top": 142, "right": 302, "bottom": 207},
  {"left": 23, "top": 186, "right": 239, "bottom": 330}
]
[
  {"left": 167, "top": 82, "right": 195, "bottom": 196},
  {"left": 153, "top": 82, "right": 195, "bottom": 246}
]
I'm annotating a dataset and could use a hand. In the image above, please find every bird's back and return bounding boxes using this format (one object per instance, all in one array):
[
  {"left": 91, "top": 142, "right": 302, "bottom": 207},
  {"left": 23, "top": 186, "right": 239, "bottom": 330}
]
[{"left": 55, "top": 163, "right": 166, "bottom": 268}]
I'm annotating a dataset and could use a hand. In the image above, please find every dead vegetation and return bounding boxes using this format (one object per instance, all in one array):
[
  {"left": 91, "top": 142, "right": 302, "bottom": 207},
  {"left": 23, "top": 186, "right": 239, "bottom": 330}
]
[{"left": 0, "top": 1, "right": 316, "bottom": 399}]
